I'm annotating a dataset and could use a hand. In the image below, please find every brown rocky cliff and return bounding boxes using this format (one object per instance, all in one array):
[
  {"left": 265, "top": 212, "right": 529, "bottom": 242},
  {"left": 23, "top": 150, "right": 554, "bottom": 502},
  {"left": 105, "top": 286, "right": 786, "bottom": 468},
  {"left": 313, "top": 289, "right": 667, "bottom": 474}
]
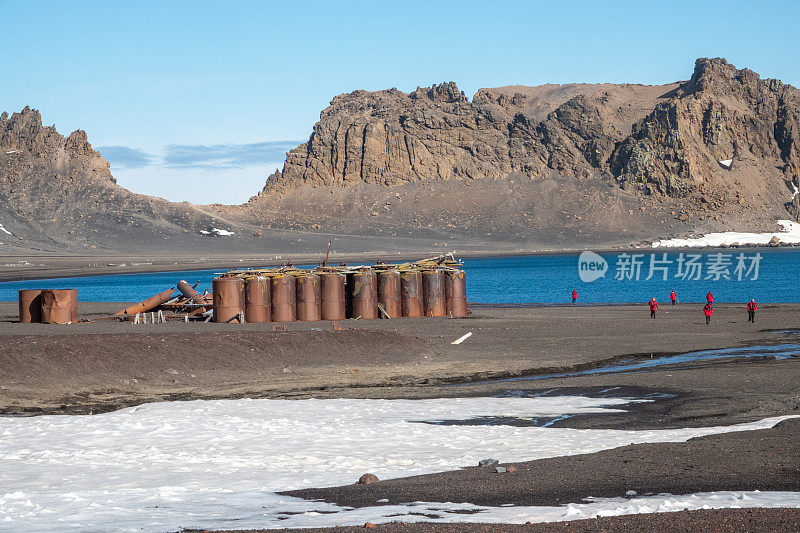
[{"left": 255, "top": 58, "right": 800, "bottom": 223}]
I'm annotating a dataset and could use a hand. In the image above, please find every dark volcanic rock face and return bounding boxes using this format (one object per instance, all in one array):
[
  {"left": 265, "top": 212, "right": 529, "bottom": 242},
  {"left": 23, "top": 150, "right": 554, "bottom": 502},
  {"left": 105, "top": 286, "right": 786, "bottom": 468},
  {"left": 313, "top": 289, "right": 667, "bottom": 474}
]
[
  {"left": 257, "top": 58, "right": 800, "bottom": 225},
  {"left": 0, "top": 107, "right": 225, "bottom": 251}
]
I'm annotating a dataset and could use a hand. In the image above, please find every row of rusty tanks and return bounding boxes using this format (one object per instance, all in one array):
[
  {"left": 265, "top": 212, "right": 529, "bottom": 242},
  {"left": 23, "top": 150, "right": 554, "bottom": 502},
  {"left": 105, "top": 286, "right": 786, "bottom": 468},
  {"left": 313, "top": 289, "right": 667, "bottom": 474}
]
[
  {"left": 18, "top": 289, "right": 79, "bottom": 324},
  {"left": 211, "top": 258, "right": 467, "bottom": 324}
]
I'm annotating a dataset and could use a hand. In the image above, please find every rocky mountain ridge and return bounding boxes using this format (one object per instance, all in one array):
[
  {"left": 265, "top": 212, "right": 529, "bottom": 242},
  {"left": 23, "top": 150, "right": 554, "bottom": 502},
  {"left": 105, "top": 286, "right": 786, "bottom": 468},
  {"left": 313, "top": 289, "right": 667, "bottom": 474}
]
[{"left": 254, "top": 58, "right": 799, "bottom": 221}]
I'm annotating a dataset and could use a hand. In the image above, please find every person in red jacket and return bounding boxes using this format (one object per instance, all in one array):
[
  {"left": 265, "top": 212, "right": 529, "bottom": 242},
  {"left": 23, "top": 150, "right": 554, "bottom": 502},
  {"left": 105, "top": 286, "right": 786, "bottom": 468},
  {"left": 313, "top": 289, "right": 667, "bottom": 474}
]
[
  {"left": 670, "top": 291, "right": 677, "bottom": 305},
  {"left": 747, "top": 299, "right": 757, "bottom": 323},
  {"left": 703, "top": 302, "right": 713, "bottom": 324},
  {"left": 649, "top": 298, "right": 658, "bottom": 319},
  {"left": 706, "top": 291, "right": 714, "bottom": 304},
  {"left": 572, "top": 289, "right": 577, "bottom": 304}
]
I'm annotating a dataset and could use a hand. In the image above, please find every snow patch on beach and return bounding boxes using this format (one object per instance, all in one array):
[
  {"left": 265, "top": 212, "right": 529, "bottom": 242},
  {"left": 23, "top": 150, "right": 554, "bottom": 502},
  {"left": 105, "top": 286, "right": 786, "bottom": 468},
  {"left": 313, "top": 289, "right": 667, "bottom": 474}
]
[
  {"left": 653, "top": 220, "right": 800, "bottom": 248},
  {"left": 0, "top": 397, "right": 795, "bottom": 531},
  {"left": 0, "top": 222, "right": 11, "bottom": 236},
  {"left": 199, "top": 227, "right": 234, "bottom": 236}
]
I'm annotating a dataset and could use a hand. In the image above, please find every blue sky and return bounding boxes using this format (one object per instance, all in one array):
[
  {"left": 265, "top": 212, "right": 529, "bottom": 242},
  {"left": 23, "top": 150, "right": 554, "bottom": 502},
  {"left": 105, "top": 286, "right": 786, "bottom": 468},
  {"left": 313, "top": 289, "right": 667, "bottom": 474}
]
[{"left": 1, "top": 0, "right": 798, "bottom": 204}]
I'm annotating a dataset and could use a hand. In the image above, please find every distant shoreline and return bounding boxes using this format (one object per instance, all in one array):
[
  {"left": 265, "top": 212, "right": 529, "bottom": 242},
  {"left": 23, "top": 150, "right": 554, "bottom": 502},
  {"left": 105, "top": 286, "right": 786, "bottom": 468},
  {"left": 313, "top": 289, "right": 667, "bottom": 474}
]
[{"left": 0, "top": 244, "right": 796, "bottom": 282}]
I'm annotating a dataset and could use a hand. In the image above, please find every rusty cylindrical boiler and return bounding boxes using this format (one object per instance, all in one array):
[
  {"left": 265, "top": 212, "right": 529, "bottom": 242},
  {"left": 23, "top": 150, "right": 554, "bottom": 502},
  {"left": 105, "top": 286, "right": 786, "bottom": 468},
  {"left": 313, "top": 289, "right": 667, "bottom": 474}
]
[
  {"left": 114, "top": 287, "right": 175, "bottom": 316},
  {"left": 271, "top": 274, "right": 297, "bottom": 322},
  {"left": 377, "top": 269, "right": 401, "bottom": 318},
  {"left": 18, "top": 289, "right": 44, "bottom": 323},
  {"left": 40, "top": 289, "right": 78, "bottom": 324},
  {"left": 213, "top": 277, "right": 245, "bottom": 323},
  {"left": 244, "top": 276, "right": 270, "bottom": 323},
  {"left": 321, "top": 273, "right": 346, "bottom": 321},
  {"left": 347, "top": 271, "right": 378, "bottom": 319},
  {"left": 445, "top": 270, "right": 467, "bottom": 317},
  {"left": 400, "top": 271, "right": 423, "bottom": 317},
  {"left": 296, "top": 274, "right": 322, "bottom": 321},
  {"left": 422, "top": 270, "right": 447, "bottom": 317}
]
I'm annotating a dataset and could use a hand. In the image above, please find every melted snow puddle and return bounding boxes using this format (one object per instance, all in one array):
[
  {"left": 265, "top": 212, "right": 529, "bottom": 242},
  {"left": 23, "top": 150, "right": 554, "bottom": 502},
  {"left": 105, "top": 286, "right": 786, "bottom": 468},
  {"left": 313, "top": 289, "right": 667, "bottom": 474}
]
[
  {"left": 0, "top": 396, "right": 796, "bottom": 532},
  {"left": 469, "top": 343, "right": 800, "bottom": 385}
]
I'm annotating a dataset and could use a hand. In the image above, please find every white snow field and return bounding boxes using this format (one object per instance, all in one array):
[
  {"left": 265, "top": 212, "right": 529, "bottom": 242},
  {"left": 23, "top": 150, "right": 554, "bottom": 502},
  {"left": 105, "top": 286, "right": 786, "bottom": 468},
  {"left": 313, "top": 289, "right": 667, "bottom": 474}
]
[
  {"left": 653, "top": 220, "right": 800, "bottom": 248},
  {"left": 0, "top": 396, "right": 797, "bottom": 532}
]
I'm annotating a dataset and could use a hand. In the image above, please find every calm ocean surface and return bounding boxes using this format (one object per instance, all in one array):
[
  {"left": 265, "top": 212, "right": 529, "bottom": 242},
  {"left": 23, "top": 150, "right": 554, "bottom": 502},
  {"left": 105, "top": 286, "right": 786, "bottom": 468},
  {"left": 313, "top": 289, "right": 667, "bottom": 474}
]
[{"left": 0, "top": 249, "right": 797, "bottom": 303}]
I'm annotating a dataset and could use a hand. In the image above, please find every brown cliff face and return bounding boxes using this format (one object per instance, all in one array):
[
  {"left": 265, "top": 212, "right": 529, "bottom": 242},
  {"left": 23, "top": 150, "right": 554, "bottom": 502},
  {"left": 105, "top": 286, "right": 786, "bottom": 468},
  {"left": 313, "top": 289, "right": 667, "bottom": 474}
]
[
  {"left": 255, "top": 59, "right": 800, "bottom": 227},
  {"left": 0, "top": 107, "right": 228, "bottom": 252}
]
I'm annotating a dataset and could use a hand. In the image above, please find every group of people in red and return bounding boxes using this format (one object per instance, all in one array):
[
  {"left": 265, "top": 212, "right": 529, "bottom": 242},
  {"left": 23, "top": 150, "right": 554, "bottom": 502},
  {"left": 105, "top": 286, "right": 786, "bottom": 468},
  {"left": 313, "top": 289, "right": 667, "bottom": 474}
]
[{"left": 571, "top": 289, "right": 758, "bottom": 324}]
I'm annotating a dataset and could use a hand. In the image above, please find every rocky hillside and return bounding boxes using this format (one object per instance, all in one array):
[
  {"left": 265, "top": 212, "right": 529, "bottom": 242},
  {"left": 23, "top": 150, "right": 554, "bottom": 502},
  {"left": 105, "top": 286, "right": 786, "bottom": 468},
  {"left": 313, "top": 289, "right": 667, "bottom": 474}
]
[
  {"left": 0, "top": 108, "right": 249, "bottom": 253},
  {"left": 2, "top": 58, "right": 798, "bottom": 257},
  {"left": 241, "top": 58, "right": 799, "bottom": 245}
]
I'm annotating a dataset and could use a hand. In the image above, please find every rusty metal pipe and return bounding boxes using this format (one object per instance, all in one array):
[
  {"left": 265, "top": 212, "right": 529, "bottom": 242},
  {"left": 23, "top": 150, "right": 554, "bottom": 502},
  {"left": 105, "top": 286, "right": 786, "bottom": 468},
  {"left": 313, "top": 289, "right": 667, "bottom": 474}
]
[
  {"left": 271, "top": 274, "right": 296, "bottom": 322},
  {"left": 377, "top": 269, "right": 401, "bottom": 318},
  {"left": 18, "top": 289, "right": 44, "bottom": 323},
  {"left": 296, "top": 274, "right": 322, "bottom": 321},
  {"left": 321, "top": 273, "right": 346, "bottom": 321},
  {"left": 422, "top": 270, "right": 447, "bottom": 317},
  {"left": 400, "top": 271, "right": 423, "bottom": 317},
  {"left": 213, "top": 277, "right": 245, "bottom": 323},
  {"left": 347, "top": 271, "right": 378, "bottom": 319},
  {"left": 41, "top": 289, "right": 78, "bottom": 324},
  {"left": 446, "top": 270, "right": 468, "bottom": 317},
  {"left": 244, "top": 276, "right": 270, "bottom": 323},
  {"left": 177, "top": 279, "right": 207, "bottom": 310},
  {"left": 114, "top": 287, "right": 176, "bottom": 316}
]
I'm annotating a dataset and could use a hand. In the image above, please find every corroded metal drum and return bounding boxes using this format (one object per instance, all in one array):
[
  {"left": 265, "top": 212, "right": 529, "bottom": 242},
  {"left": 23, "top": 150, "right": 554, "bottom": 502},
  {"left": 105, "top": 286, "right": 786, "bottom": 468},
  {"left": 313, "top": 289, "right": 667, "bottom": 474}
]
[
  {"left": 271, "top": 274, "right": 297, "bottom": 322},
  {"left": 422, "top": 270, "right": 447, "bottom": 317},
  {"left": 244, "top": 276, "right": 270, "bottom": 323},
  {"left": 400, "top": 271, "right": 423, "bottom": 317},
  {"left": 213, "top": 277, "right": 245, "bottom": 323},
  {"left": 347, "top": 271, "right": 378, "bottom": 319},
  {"left": 377, "top": 269, "right": 401, "bottom": 318},
  {"left": 178, "top": 279, "right": 207, "bottom": 311},
  {"left": 296, "top": 274, "right": 322, "bottom": 321},
  {"left": 321, "top": 273, "right": 346, "bottom": 321},
  {"left": 446, "top": 270, "right": 467, "bottom": 317},
  {"left": 18, "top": 289, "right": 44, "bottom": 323},
  {"left": 40, "top": 289, "right": 78, "bottom": 324}
]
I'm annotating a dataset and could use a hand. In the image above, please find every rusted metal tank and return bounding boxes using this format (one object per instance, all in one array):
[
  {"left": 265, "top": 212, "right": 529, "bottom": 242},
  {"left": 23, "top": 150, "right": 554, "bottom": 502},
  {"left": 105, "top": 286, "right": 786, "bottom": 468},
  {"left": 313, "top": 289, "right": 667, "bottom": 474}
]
[
  {"left": 177, "top": 279, "right": 207, "bottom": 311},
  {"left": 40, "top": 289, "right": 78, "bottom": 324},
  {"left": 114, "top": 287, "right": 175, "bottom": 316},
  {"left": 377, "top": 269, "right": 401, "bottom": 318},
  {"left": 422, "top": 270, "right": 447, "bottom": 317},
  {"left": 244, "top": 276, "right": 270, "bottom": 323},
  {"left": 296, "top": 274, "right": 322, "bottom": 321},
  {"left": 213, "top": 277, "right": 245, "bottom": 323},
  {"left": 18, "top": 289, "right": 44, "bottom": 323},
  {"left": 321, "top": 273, "right": 346, "bottom": 321},
  {"left": 446, "top": 270, "right": 468, "bottom": 317},
  {"left": 400, "top": 271, "right": 424, "bottom": 317},
  {"left": 271, "top": 274, "right": 296, "bottom": 322},
  {"left": 347, "top": 271, "right": 378, "bottom": 319}
]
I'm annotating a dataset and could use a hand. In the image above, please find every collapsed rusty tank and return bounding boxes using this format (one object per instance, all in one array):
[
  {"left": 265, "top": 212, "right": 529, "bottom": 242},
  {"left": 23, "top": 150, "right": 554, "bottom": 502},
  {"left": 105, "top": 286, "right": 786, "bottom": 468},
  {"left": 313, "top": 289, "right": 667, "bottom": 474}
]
[{"left": 40, "top": 289, "right": 78, "bottom": 324}]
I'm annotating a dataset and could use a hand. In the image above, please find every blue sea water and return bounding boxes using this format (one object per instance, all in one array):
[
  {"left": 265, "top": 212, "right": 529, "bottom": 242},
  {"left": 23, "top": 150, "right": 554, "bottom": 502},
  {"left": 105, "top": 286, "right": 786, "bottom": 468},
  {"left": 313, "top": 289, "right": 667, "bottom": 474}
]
[{"left": 0, "top": 248, "right": 797, "bottom": 303}]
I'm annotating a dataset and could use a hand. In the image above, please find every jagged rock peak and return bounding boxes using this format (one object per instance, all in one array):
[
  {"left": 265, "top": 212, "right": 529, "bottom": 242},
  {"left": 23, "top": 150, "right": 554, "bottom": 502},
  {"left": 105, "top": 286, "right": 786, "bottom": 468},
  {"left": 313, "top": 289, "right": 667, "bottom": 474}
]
[{"left": 411, "top": 82, "right": 468, "bottom": 103}]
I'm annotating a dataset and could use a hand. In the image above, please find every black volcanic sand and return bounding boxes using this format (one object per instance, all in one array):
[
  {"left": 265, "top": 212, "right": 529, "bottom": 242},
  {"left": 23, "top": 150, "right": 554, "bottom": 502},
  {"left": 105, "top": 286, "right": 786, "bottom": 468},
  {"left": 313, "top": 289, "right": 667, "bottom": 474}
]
[
  {"left": 189, "top": 508, "right": 800, "bottom": 532},
  {"left": 283, "top": 418, "right": 799, "bottom": 508},
  {"left": 1, "top": 303, "right": 798, "bottom": 531},
  {"left": 0, "top": 303, "right": 798, "bottom": 423}
]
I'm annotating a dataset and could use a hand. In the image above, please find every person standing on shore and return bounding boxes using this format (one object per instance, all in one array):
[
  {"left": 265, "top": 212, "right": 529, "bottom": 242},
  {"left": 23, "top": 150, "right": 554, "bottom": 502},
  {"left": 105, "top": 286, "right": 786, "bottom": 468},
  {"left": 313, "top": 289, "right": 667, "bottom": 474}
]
[
  {"left": 703, "top": 302, "right": 713, "bottom": 324},
  {"left": 649, "top": 298, "right": 658, "bottom": 319},
  {"left": 572, "top": 289, "right": 577, "bottom": 304},
  {"left": 706, "top": 291, "right": 714, "bottom": 304},
  {"left": 747, "top": 299, "right": 757, "bottom": 322},
  {"left": 670, "top": 291, "right": 676, "bottom": 305}
]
